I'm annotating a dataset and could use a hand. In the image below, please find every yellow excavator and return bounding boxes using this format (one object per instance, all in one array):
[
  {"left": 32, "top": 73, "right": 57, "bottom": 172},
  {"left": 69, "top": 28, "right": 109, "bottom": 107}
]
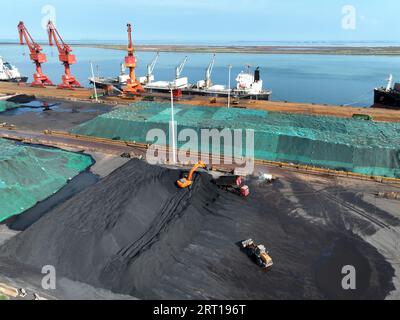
[{"left": 177, "top": 161, "right": 207, "bottom": 188}]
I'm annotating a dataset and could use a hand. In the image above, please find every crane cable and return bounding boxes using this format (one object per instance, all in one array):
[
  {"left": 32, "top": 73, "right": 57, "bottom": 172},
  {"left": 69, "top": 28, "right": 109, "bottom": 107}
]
[{"left": 342, "top": 90, "right": 374, "bottom": 107}]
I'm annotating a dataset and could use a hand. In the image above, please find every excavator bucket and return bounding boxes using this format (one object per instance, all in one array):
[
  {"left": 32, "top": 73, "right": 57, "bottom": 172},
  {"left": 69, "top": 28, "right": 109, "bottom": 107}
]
[
  {"left": 260, "top": 252, "right": 274, "bottom": 268},
  {"left": 177, "top": 178, "right": 192, "bottom": 189},
  {"left": 241, "top": 239, "right": 254, "bottom": 248}
]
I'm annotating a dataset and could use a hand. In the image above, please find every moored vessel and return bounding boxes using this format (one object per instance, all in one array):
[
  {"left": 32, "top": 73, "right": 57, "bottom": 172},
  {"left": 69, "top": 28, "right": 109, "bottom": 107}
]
[
  {"left": 0, "top": 56, "right": 28, "bottom": 83},
  {"left": 373, "top": 74, "right": 400, "bottom": 109}
]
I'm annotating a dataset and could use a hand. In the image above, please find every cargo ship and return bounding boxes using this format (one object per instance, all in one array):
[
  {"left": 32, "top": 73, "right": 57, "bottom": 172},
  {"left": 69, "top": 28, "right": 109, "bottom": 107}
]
[
  {"left": 373, "top": 74, "right": 400, "bottom": 109},
  {"left": 185, "top": 65, "right": 271, "bottom": 101},
  {"left": 0, "top": 56, "right": 28, "bottom": 83},
  {"left": 89, "top": 54, "right": 272, "bottom": 100}
]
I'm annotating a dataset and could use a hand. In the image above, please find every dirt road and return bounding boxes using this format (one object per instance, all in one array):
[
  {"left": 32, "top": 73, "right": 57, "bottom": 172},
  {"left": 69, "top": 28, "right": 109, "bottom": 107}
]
[{"left": 2, "top": 82, "right": 400, "bottom": 122}]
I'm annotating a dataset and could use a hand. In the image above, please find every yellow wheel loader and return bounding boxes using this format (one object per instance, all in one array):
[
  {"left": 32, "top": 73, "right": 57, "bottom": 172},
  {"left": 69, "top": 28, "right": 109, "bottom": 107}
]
[{"left": 241, "top": 239, "right": 273, "bottom": 269}]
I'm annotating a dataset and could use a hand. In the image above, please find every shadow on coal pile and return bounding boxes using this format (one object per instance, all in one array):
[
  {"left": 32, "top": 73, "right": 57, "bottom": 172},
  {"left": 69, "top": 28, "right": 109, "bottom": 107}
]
[{"left": 0, "top": 160, "right": 394, "bottom": 299}]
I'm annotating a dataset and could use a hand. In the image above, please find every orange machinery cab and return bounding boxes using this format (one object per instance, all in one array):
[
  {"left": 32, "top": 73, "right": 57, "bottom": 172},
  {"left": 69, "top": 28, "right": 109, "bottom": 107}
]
[
  {"left": 240, "top": 185, "right": 250, "bottom": 197},
  {"left": 30, "top": 53, "right": 47, "bottom": 64},
  {"left": 125, "top": 55, "right": 137, "bottom": 68},
  {"left": 59, "top": 53, "right": 77, "bottom": 65}
]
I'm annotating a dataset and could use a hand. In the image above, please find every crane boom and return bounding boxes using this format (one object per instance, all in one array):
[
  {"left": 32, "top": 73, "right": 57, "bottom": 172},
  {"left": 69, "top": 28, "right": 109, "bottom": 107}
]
[
  {"left": 123, "top": 23, "right": 144, "bottom": 95},
  {"left": 205, "top": 54, "right": 216, "bottom": 88},
  {"left": 47, "top": 20, "right": 81, "bottom": 89},
  {"left": 18, "top": 21, "right": 53, "bottom": 87},
  {"left": 386, "top": 74, "right": 394, "bottom": 92},
  {"left": 176, "top": 56, "right": 188, "bottom": 79},
  {"left": 147, "top": 52, "right": 159, "bottom": 79}
]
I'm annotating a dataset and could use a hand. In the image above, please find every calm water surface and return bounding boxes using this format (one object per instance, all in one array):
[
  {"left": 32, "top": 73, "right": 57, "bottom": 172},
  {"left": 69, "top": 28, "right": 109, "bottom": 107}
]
[{"left": 1, "top": 44, "right": 400, "bottom": 106}]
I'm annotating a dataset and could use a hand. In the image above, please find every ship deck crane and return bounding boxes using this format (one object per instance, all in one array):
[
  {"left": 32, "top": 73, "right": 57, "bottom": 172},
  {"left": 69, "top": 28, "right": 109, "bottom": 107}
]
[
  {"left": 386, "top": 74, "right": 394, "bottom": 92},
  {"left": 123, "top": 23, "right": 144, "bottom": 95},
  {"left": 146, "top": 52, "right": 159, "bottom": 84},
  {"left": 172, "top": 56, "right": 188, "bottom": 98},
  {"left": 140, "top": 52, "right": 159, "bottom": 85},
  {"left": 47, "top": 21, "right": 81, "bottom": 89},
  {"left": 18, "top": 21, "right": 53, "bottom": 87},
  {"left": 205, "top": 54, "right": 216, "bottom": 88},
  {"left": 175, "top": 56, "right": 188, "bottom": 79},
  {"left": 197, "top": 54, "right": 216, "bottom": 89}
]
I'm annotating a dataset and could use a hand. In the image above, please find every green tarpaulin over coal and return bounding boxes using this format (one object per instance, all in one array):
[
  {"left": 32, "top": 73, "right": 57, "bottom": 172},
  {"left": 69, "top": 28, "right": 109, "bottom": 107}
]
[
  {"left": 0, "top": 139, "right": 93, "bottom": 222},
  {"left": 0, "top": 101, "right": 19, "bottom": 113},
  {"left": 71, "top": 102, "right": 400, "bottom": 178}
]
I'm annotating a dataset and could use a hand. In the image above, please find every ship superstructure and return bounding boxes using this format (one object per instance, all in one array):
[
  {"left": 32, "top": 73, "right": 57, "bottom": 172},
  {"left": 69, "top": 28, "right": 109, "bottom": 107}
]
[
  {"left": 374, "top": 74, "right": 400, "bottom": 109},
  {"left": 0, "top": 56, "right": 28, "bottom": 83}
]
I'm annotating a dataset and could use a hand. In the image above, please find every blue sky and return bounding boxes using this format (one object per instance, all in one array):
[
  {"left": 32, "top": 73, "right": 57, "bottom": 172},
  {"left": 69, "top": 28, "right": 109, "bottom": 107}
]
[{"left": 2, "top": 0, "right": 399, "bottom": 42}]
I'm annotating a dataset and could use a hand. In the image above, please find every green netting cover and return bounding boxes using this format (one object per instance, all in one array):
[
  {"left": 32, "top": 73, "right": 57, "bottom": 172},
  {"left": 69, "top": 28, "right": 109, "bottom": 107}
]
[
  {"left": 0, "top": 139, "right": 93, "bottom": 222},
  {"left": 71, "top": 101, "right": 400, "bottom": 178},
  {"left": 0, "top": 101, "right": 19, "bottom": 113}
]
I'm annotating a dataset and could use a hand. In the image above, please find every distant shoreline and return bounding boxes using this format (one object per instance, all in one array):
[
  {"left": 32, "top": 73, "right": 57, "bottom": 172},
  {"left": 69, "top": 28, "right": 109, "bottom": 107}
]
[{"left": 2, "top": 42, "right": 400, "bottom": 55}]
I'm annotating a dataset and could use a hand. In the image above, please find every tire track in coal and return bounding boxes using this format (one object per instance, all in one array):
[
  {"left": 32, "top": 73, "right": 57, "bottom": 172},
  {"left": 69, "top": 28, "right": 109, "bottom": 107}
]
[
  {"left": 118, "top": 187, "right": 192, "bottom": 259},
  {"left": 320, "top": 191, "right": 392, "bottom": 229},
  {"left": 293, "top": 177, "right": 392, "bottom": 230},
  {"left": 100, "top": 175, "right": 199, "bottom": 286}
]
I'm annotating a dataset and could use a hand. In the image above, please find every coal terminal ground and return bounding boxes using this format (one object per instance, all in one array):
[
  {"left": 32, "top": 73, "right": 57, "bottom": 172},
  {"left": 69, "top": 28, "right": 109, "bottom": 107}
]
[
  {"left": 2, "top": 82, "right": 400, "bottom": 122},
  {"left": 0, "top": 85, "right": 399, "bottom": 300},
  {"left": 0, "top": 159, "right": 399, "bottom": 299}
]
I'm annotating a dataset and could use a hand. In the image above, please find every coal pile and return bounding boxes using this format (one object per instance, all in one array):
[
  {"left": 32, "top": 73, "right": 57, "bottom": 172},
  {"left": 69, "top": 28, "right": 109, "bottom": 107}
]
[
  {"left": 0, "top": 159, "right": 220, "bottom": 297},
  {"left": 0, "top": 160, "right": 394, "bottom": 299}
]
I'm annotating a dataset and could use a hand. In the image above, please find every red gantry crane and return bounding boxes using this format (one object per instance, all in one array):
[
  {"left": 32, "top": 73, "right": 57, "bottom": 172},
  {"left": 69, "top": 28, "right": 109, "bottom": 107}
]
[
  {"left": 18, "top": 21, "right": 53, "bottom": 87},
  {"left": 123, "top": 23, "right": 144, "bottom": 95},
  {"left": 47, "top": 20, "right": 81, "bottom": 89}
]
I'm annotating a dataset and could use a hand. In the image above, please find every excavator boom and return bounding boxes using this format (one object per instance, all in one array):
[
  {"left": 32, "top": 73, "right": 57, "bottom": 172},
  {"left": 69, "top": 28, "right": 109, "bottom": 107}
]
[
  {"left": 177, "top": 161, "right": 207, "bottom": 188},
  {"left": 187, "top": 161, "right": 206, "bottom": 180}
]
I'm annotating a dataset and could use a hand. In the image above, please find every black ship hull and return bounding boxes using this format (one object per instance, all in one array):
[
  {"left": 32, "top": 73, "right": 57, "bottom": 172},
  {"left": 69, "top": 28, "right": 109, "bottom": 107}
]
[
  {"left": 89, "top": 77, "right": 123, "bottom": 90},
  {"left": 90, "top": 77, "right": 272, "bottom": 101},
  {"left": 374, "top": 88, "right": 400, "bottom": 109},
  {"left": 0, "top": 76, "right": 28, "bottom": 84},
  {"left": 183, "top": 88, "right": 271, "bottom": 101}
]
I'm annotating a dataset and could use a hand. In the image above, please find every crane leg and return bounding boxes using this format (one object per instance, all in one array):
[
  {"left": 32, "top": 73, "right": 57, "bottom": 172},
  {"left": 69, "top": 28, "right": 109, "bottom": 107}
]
[
  {"left": 57, "top": 74, "right": 82, "bottom": 90},
  {"left": 123, "top": 80, "right": 145, "bottom": 95},
  {"left": 31, "top": 73, "right": 53, "bottom": 87}
]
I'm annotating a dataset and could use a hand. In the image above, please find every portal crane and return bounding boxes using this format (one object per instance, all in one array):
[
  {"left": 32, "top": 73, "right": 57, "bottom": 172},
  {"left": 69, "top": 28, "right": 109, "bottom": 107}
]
[
  {"left": 18, "top": 21, "right": 53, "bottom": 87},
  {"left": 123, "top": 23, "right": 144, "bottom": 95},
  {"left": 47, "top": 21, "right": 81, "bottom": 89}
]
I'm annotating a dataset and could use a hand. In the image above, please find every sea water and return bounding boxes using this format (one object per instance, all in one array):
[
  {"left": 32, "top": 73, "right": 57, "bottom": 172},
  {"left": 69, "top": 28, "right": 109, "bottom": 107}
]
[{"left": 1, "top": 44, "right": 400, "bottom": 106}]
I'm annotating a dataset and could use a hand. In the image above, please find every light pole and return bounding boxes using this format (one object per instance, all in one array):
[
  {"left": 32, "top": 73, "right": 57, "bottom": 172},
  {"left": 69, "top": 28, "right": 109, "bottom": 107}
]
[
  {"left": 90, "top": 61, "right": 99, "bottom": 102},
  {"left": 228, "top": 64, "right": 232, "bottom": 108},
  {"left": 170, "top": 86, "right": 177, "bottom": 164}
]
